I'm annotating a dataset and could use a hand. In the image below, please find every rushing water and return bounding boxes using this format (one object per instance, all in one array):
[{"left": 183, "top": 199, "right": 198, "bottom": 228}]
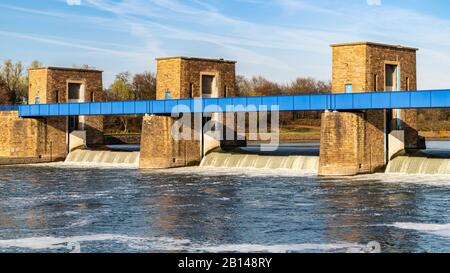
[{"left": 0, "top": 164, "right": 449, "bottom": 253}]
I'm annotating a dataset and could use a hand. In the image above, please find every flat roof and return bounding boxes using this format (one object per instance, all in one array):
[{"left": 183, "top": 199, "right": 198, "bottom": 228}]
[
  {"left": 330, "top": 42, "right": 418, "bottom": 51},
  {"left": 156, "top": 56, "right": 237, "bottom": 64},
  {"left": 28, "top": 66, "right": 103, "bottom": 72}
]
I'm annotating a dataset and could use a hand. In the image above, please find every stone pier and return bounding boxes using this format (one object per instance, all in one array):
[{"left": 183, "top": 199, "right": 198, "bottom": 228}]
[
  {"left": 319, "top": 42, "right": 425, "bottom": 176},
  {"left": 139, "top": 57, "right": 237, "bottom": 169},
  {"left": 0, "top": 67, "right": 105, "bottom": 164}
]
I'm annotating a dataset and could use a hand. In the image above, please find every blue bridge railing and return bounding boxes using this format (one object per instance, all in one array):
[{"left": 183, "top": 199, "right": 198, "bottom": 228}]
[
  {"left": 0, "top": 105, "right": 19, "bottom": 111},
  {"left": 9, "top": 89, "right": 450, "bottom": 117}
]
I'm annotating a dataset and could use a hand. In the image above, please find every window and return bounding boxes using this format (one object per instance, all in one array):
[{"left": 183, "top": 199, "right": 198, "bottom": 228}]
[
  {"left": 68, "top": 83, "right": 81, "bottom": 100},
  {"left": 35, "top": 97, "right": 40, "bottom": 104},
  {"left": 165, "top": 89, "right": 171, "bottom": 99},
  {"left": 68, "top": 116, "right": 79, "bottom": 132},
  {"left": 374, "top": 74, "right": 378, "bottom": 92},
  {"left": 224, "top": 85, "right": 228, "bottom": 97},
  {"left": 345, "top": 84, "right": 353, "bottom": 93},
  {"left": 55, "top": 91, "right": 59, "bottom": 103},
  {"left": 189, "top": 83, "right": 194, "bottom": 98},
  {"left": 202, "top": 75, "right": 214, "bottom": 98},
  {"left": 385, "top": 64, "right": 398, "bottom": 92}
]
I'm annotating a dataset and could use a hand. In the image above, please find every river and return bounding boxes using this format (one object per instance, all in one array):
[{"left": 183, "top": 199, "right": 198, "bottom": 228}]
[
  {"left": 0, "top": 164, "right": 450, "bottom": 252},
  {"left": 0, "top": 142, "right": 449, "bottom": 253}
]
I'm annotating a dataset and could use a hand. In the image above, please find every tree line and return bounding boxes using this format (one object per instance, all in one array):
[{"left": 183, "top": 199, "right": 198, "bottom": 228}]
[
  {"left": 0, "top": 60, "right": 42, "bottom": 104},
  {"left": 236, "top": 75, "right": 331, "bottom": 97}
]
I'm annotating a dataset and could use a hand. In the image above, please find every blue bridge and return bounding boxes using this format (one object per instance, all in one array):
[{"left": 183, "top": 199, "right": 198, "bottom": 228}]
[{"left": 11, "top": 89, "right": 450, "bottom": 117}]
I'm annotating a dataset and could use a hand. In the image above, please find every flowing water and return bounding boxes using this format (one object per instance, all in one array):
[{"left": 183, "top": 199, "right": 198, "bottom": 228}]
[
  {"left": 0, "top": 142, "right": 449, "bottom": 253},
  {"left": 200, "top": 153, "right": 319, "bottom": 171},
  {"left": 64, "top": 149, "right": 140, "bottom": 168}
]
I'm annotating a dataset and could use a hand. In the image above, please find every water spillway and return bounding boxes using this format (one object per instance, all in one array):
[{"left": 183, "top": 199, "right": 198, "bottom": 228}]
[
  {"left": 200, "top": 151, "right": 319, "bottom": 172},
  {"left": 64, "top": 149, "right": 140, "bottom": 168},
  {"left": 386, "top": 156, "right": 450, "bottom": 175}
]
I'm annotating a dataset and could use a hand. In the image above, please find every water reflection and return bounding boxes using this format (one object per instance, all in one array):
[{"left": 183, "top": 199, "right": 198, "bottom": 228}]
[
  {"left": 0, "top": 165, "right": 448, "bottom": 252},
  {"left": 317, "top": 177, "right": 425, "bottom": 252},
  {"left": 140, "top": 171, "right": 240, "bottom": 243}
]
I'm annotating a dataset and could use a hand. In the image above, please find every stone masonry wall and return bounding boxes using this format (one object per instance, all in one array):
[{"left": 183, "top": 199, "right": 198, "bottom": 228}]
[
  {"left": 156, "top": 57, "right": 236, "bottom": 100},
  {"left": 331, "top": 44, "right": 367, "bottom": 93},
  {"left": 28, "top": 69, "right": 48, "bottom": 104},
  {"left": 28, "top": 67, "right": 104, "bottom": 145},
  {"left": 181, "top": 59, "right": 236, "bottom": 98},
  {"left": 156, "top": 59, "right": 182, "bottom": 100},
  {"left": 319, "top": 111, "right": 364, "bottom": 176},
  {"left": 362, "top": 110, "right": 387, "bottom": 172},
  {"left": 146, "top": 57, "right": 237, "bottom": 169},
  {"left": 319, "top": 110, "right": 386, "bottom": 176},
  {"left": 321, "top": 43, "right": 423, "bottom": 175},
  {"left": 0, "top": 111, "right": 67, "bottom": 161},
  {"left": 140, "top": 115, "right": 201, "bottom": 168}
]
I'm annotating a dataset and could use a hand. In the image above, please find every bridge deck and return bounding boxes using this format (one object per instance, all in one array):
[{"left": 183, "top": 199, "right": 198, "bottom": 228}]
[{"left": 9, "top": 89, "right": 450, "bottom": 117}]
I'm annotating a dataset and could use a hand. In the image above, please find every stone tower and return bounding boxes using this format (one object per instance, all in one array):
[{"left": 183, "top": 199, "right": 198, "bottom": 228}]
[
  {"left": 319, "top": 42, "right": 424, "bottom": 176},
  {"left": 140, "top": 57, "right": 237, "bottom": 169},
  {"left": 28, "top": 67, "right": 104, "bottom": 145},
  {"left": 155, "top": 57, "right": 236, "bottom": 100}
]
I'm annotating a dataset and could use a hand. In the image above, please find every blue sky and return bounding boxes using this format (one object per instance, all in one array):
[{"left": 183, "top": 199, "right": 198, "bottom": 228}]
[{"left": 1, "top": 0, "right": 450, "bottom": 89}]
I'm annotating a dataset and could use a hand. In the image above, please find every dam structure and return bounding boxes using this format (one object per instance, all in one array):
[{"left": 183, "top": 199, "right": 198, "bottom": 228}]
[{"left": 0, "top": 42, "right": 447, "bottom": 175}]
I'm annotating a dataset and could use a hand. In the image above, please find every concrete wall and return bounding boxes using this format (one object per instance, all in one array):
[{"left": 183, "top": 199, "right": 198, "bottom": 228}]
[{"left": 28, "top": 67, "right": 104, "bottom": 145}]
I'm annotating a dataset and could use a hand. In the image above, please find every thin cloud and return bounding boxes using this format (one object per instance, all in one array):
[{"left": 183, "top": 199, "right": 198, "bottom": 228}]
[
  {"left": 3, "top": 0, "right": 450, "bottom": 88},
  {"left": 66, "top": 0, "right": 81, "bottom": 6},
  {"left": 0, "top": 31, "right": 146, "bottom": 58},
  {"left": 367, "top": 0, "right": 382, "bottom": 6}
]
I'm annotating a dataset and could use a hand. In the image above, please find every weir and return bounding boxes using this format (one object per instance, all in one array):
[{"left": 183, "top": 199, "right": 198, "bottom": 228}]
[
  {"left": 200, "top": 150, "right": 319, "bottom": 172},
  {"left": 386, "top": 156, "right": 450, "bottom": 175},
  {"left": 1, "top": 41, "right": 449, "bottom": 176},
  {"left": 64, "top": 149, "right": 140, "bottom": 168}
]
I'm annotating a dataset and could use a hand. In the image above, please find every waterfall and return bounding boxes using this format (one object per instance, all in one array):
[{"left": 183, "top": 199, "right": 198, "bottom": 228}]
[
  {"left": 64, "top": 149, "right": 140, "bottom": 168},
  {"left": 200, "top": 152, "right": 319, "bottom": 171},
  {"left": 386, "top": 156, "right": 450, "bottom": 175}
]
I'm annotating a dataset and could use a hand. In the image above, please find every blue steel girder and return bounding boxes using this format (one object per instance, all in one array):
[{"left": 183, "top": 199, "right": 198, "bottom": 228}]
[{"left": 13, "top": 89, "right": 450, "bottom": 117}]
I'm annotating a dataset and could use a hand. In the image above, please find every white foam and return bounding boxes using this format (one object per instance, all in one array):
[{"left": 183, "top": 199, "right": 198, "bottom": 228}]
[
  {"left": 193, "top": 242, "right": 369, "bottom": 253},
  {"left": 26, "top": 162, "right": 138, "bottom": 169},
  {"left": 350, "top": 173, "right": 450, "bottom": 187},
  {"left": 391, "top": 222, "right": 450, "bottom": 237},
  {"left": 0, "top": 234, "right": 373, "bottom": 253},
  {"left": 0, "top": 234, "right": 190, "bottom": 251},
  {"left": 143, "top": 166, "right": 317, "bottom": 178}
]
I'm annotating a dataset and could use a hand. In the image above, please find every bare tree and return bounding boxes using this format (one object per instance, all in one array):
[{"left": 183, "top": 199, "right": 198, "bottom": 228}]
[
  {"left": 132, "top": 71, "right": 156, "bottom": 100},
  {"left": 0, "top": 60, "right": 28, "bottom": 104}
]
